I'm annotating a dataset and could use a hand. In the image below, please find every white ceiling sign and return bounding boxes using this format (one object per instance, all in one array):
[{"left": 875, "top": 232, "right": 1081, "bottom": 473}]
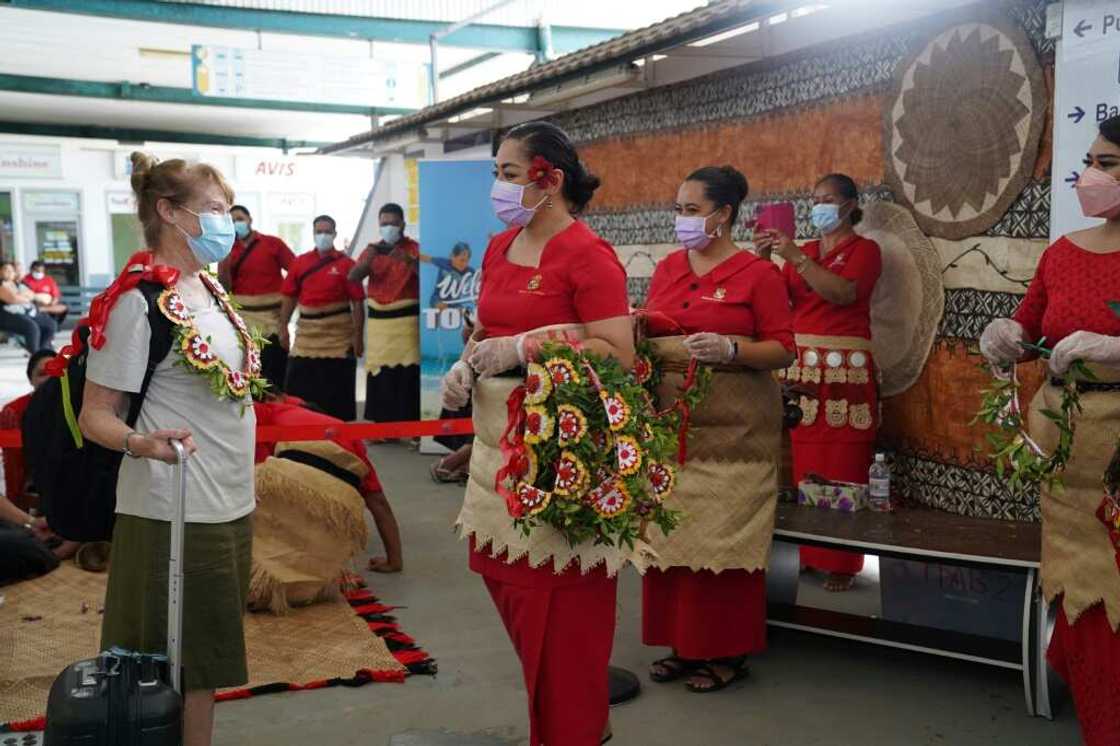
[
  {"left": 107, "top": 191, "right": 138, "bottom": 215},
  {"left": 0, "top": 143, "right": 62, "bottom": 179},
  {"left": 192, "top": 45, "right": 428, "bottom": 109}
]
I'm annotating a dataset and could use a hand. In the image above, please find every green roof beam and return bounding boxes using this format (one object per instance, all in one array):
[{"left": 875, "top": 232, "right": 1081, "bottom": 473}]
[
  {"left": 0, "top": 73, "right": 414, "bottom": 117},
  {"left": 0, "top": 120, "right": 331, "bottom": 151}
]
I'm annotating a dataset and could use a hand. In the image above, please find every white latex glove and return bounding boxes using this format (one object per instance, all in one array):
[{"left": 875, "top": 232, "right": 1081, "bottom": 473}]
[
  {"left": 467, "top": 335, "right": 524, "bottom": 378},
  {"left": 979, "top": 318, "right": 1026, "bottom": 366},
  {"left": 683, "top": 333, "right": 735, "bottom": 364},
  {"left": 441, "top": 361, "right": 474, "bottom": 410},
  {"left": 1049, "top": 331, "right": 1120, "bottom": 376}
]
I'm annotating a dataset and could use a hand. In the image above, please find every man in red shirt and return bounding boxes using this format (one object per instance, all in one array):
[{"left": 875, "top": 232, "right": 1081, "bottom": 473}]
[
  {"left": 280, "top": 214, "right": 365, "bottom": 421},
  {"left": 23, "top": 260, "right": 68, "bottom": 325},
  {"left": 349, "top": 203, "right": 421, "bottom": 425},
  {"left": 218, "top": 205, "right": 296, "bottom": 388}
]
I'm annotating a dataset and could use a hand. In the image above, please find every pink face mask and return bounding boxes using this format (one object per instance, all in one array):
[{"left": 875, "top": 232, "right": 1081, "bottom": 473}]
[{"left": 1076, "top": 167, "right": 1120, "bottom": 220}]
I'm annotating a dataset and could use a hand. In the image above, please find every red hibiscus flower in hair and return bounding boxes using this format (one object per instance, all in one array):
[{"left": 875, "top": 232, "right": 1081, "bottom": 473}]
[{"left": 527, "top": 155, "right": 559, "bottom": 189}]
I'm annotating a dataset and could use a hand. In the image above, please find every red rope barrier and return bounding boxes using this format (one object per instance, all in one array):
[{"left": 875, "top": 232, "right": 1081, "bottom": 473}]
[{"left": 0, "top": 418, "right": 475, "bottom": 449}]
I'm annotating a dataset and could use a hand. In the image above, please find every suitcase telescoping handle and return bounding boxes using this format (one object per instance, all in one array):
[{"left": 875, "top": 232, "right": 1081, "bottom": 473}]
[{"left": 168, "top": 439, "right": 188, "bottom": 694}]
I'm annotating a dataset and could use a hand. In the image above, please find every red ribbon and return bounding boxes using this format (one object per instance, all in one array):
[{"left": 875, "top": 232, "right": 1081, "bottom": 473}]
[
  {"left": 674, "top": 358, "right": 700, "bottom": 465},
  {"left": 494, "top": 384, "right": 529, "bottom": 518},
  {"left": 44, "top": 251, "right": 180, "bottom": 378}
]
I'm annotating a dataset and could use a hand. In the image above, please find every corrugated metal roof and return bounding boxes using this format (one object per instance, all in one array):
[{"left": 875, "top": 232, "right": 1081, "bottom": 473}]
[{"left": 320, "top": 0, "right": 788, "bottom": 154}]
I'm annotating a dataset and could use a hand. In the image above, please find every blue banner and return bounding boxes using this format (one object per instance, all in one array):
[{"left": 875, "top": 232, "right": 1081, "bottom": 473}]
[{"left": 418, "top": 160, "right": 502, "bottom": 443}]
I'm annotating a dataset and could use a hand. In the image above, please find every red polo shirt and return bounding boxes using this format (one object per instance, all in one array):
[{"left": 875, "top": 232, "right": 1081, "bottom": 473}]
[
  {"left": 358, "top": 237, "right": 420, "bottom": 305},
  {"left": 781, "top": 235, "right": 881, "bottom": 339},
  {"left": 22, "top": 274, "right": 60, "bottom": 301},
  {"left": 281, "top": 249, "right": 363, "bottom": 308},
  {"left": 477, "top": 222, "right": 629, "bottom": 338},
  {"left": 645, "top": 249, "right": 794, "bottom": 350},
  {"left": 0, "top": 393, "right": 30, "bottom": 506},
  {"left": 220, "top": 232, "right": 295, "bottom": 295},
  {"left": 253, "top": 396, "right": 382, "bottom": 495}
]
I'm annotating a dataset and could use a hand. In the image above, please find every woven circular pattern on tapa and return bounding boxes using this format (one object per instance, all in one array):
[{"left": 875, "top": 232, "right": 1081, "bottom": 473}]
[
  {"left": 882, "top": 16, "right": 1046, "bottom": 240},
  {"left": 856, "top": 201, "right": 944, "bottom": 397}
]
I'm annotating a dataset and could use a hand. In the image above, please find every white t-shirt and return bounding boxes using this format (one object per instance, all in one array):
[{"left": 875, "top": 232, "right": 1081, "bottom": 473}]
[{"left": 87, "top": 287, "right": 256, "bottom": 523}]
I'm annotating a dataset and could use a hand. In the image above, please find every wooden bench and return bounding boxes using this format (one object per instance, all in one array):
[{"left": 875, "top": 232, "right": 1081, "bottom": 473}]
[{"left": 767, "top": 503, "right": 1052, "bottom": 718}]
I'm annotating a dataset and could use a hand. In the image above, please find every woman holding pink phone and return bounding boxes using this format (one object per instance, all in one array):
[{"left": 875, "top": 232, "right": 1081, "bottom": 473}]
[{"left": 755, "top": 173, "right": 882, "bottom": 592}]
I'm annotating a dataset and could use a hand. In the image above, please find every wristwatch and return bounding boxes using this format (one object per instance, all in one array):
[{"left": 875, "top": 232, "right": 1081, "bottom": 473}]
[{"left": 123, "top": 431, "right": 140, "bottom": 459}]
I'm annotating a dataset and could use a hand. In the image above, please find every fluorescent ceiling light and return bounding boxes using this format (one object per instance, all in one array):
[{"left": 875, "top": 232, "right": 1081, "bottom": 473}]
[
  {"left": 447, "top": 107, "right": 493, "bottom": 124},
  {"left": 652, "top": 54, "right": 668, "bottom": 61},
  {"left": 769, "top": 12, "right": 789, "bottom": 24},
  {"left": 791, "top": 4, "right": 829, "bottom": 18},
  {"left": 689, "top": 22, "right": 761, "bottom": 47},
  {"left": 633, "top": 53, "right": 667, "bottom": 67}
]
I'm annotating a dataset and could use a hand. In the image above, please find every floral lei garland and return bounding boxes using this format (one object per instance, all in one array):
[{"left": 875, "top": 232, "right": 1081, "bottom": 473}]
[
  {"left": 156, "top": 274, "right": 269, "bottom": 406},
  {"left": 495, "top": 340, "right": 701, "bottom": 550}
]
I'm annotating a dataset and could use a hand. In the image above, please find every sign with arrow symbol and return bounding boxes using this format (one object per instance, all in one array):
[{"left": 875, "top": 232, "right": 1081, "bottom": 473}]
[{"left": 1051, "top": 0, "right": 1120, "bottom": 239}]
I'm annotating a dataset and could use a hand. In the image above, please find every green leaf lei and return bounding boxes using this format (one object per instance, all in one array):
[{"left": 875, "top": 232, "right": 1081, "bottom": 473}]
[{"left": 974, "top": 339, "right": 1094, "bottom": 493}]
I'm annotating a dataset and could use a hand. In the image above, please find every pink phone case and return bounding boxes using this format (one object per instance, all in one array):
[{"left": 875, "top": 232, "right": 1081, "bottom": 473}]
[{"left": 754, "top": 202, "right": 796, "bottom": 238}]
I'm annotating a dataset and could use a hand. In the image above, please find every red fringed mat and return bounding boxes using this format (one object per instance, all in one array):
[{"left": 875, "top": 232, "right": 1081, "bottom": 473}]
[{"left": 0, "top": 572, "right": 435, "bottom": 734}]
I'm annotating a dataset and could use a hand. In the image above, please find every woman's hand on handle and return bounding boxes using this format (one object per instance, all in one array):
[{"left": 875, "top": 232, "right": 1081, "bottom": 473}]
[
  {"left": 1049, "top": 331, "right": 1120, "bottom": 376},
  {"left": 136, "top": 429, "right": 198, "bottom": 464}
]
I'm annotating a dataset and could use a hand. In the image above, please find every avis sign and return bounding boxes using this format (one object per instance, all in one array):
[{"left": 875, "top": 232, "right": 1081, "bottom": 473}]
[
  {"left": 236, "top": 156, "right": 301, "bottom": 181},
  {"left": 1050, "top": 0, "right": 1120, "bottom": 239}
]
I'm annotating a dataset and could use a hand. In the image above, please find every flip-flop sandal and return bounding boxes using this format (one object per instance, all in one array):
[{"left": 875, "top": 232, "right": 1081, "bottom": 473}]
[
  {"left": 685, "top": 656, "right": 749, "bottom": 694},
  {"left": 824, "top": 573, "right": 857, "bottom": 592},
  {"left": 649, "top": 655, "right": 695, "bottom": 683}
]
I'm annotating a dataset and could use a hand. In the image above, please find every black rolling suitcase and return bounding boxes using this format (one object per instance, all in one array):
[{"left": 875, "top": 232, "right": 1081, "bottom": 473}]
[{"left": 44, "top": 441, "right": 190, "bottom": 745}]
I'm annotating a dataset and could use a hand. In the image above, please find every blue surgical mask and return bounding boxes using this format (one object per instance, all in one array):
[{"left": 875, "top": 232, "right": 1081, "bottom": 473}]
[
  {"left": 314, "top": 232, "right": 335, "bottom": 252},
  {"left": 810, "top": 203, "right": 844, "bottom": 235},
  {"left": 380, "top": 224, "right": 402, "bottom": 245},
  {"left": 176, "top": 208, "right": 235, "bottom": 264},
  {"left": 233, "top": 220, "right": 250, "bottom": 239}
]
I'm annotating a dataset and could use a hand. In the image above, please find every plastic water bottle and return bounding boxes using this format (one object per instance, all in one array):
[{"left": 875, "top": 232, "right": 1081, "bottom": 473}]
[{"left": 868, "top": 453, "right": 891, "bottom": 512}]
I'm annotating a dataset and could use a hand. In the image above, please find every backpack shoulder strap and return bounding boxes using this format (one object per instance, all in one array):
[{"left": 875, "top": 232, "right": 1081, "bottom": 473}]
[{"left": 125, "top": 281, "right": 176, "bottom": 427}]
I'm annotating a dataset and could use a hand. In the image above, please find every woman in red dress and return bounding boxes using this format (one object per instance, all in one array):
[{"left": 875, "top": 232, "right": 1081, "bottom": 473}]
[
  {"left": 755, "top": 173, "right": 882, "bottom": 592},
  {"left": 641, "top": 166, "right": 794, "bottom": 691},
  {"left": 441, "top": 122, "right": 633, "bottom": 746},
  {"left": 980, "top": 116, "right": 1120, "bottom": 745}
]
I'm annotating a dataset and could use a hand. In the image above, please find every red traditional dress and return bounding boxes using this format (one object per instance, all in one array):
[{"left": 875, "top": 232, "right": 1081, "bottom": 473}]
[
  {"left": 357, "top": 237, "right": 421, "bottom": 423},
  {"left": 457, "top": 221, "right": 629, "bottom": 746},
  {"left": 281, "top": 249, "right": 363, "bottom": 421},
  {"left": 1012, "top": 236, "right": 1120, "bottom": 746},
  {"left": 641, "top": 249, "right": 793, "bottom": 660},
  {"left": 219, "top": 231, "right": 295, "bottom": 388},
  {"left": 778, "top": 235, "right": 881, "bottom": 576}
]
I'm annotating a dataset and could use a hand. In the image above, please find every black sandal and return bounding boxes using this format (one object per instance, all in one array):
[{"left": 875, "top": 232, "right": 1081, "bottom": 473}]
[
  {"left": 649, "top": 655, "right": 694, "bottom": 683},
  {"left": 685, "top": 656, "right": 749, "bottom": 693}
]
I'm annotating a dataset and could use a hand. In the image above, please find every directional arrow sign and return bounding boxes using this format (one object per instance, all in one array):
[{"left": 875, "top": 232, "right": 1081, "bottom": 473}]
[
  {"left": 1069, "top": 105, "right": 1086, "bottom": 123},
  {"left": 1075, "top": 19, "right": 1093, "bottom": 37},
  {"left": 1066, "top": 171, "right": 1080, "bottom": 187}
]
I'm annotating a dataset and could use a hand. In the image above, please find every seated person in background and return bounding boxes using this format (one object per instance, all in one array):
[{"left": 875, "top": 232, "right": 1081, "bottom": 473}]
[
  {"left": 1, "top": 350, "right": 56, "bottom": 512},
  {"left": 0, "top": 261, "right": 56, "bottom": 353},
  {"left": 255, "top": 393, "right": 404, "bottom": 573},
  {"left": 22, "top": 261, "right": 68, "bottom": 326}
]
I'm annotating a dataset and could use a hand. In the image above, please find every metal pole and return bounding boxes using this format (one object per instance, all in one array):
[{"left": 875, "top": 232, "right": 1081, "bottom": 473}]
[
  {"left": 168, "top": 440, "right": 188, "bottom": 694},
  {"left": 429, "top": 35, "right": 440, "bottom": 103}
]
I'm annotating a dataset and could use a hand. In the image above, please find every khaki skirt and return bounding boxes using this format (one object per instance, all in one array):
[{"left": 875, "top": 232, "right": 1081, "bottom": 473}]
[{"left": 101, "top": 513, "right": 252, "bottom": 691}]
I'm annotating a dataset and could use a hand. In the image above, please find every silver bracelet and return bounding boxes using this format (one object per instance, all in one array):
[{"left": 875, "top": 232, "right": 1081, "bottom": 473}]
[{"left": 123, "top": 430, "right": 140, "bottom": 458}]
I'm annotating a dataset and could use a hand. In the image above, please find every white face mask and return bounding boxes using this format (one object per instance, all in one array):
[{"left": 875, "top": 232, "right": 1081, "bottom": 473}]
[
  {"left": 314, "top": 232, "right": 335, "bottom": 252},
  {"left": 31, "top": 271, "right": 45, "bottom": 280},
  {"left": 379, "top": 224, "right": 402, "bottom": 245}
]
